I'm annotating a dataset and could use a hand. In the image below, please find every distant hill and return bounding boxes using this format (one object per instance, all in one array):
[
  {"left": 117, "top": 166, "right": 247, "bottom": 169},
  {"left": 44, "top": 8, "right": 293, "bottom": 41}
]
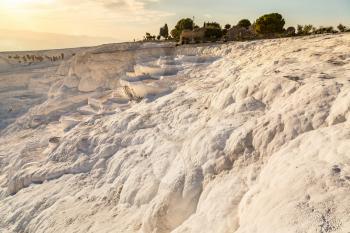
[{"left": 0, "top": 29, "right": 119, "bottom": 52}]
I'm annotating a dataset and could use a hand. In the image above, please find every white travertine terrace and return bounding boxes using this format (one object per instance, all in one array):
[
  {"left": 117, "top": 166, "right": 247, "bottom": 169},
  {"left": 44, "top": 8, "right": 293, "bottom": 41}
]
[{"left": 0, "top": 34, "right": 349, "bottom": 233}]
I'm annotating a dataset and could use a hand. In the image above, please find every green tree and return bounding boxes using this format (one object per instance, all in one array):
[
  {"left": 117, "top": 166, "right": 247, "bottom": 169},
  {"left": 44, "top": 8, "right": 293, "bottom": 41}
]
[
  {"left": 145, "top": 32, "right": 153, "bottom": 40},
  {"left": 237, "top": 19, "right": 251, "bottom": 29},
  {"left": 303, "top": 24, "right": 313, "bottom": 35},
  {"left": 286, "top": 26, "right": 296, "bottom": 36},
  {"left": 205, "top": 28, "right": 223, "bottom": 41},
  {"left": 204, "top": 22, "right": 221, "bottom": 29},
  {"left": 315, "top": 26, "right": 335, "bottom": 34},
  {"left": 255, "top": 13, "right": 285, "bottom": 34},
  {"left": 311, "top": 26, "right": 317, "bottom": 34},
  {"left": 160, "top": 23, "right": 169, "bottom": 39},
  {"left": 337, "top": 24, "right": 346, "bottom": 32},
  {"left": 171, "top": 18, "right": 194, "bottom": 41},
  {"left": 203, "top": 22, "right": 222, "bottom": 40},
  {"left": 326, "top": 26, "right": 335, "bottom": 33},
  {"left": 159, "top": 27, "right": 163, "bottom": 38},
  {"left": 171, "top": 29, "right": 181, "bottom": 41},
  {"left": 164, "top": 24, "right": 169, "bottom": 38},
  {"left": 222, "top": 24, "right": 231, "bottom": 36},
  {"left": 297, "top": 25, "right": 304, "bottom": 35},
  {"left": 315, "top": 27, "right": 325, "bottom": 34}
]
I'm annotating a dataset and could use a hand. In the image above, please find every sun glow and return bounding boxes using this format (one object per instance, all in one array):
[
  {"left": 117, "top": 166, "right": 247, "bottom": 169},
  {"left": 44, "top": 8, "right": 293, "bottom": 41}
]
[
  {"left": 4, "top": 0, "right": 31, "bottom": 7},
  {"left": 3, "top": 0, "right": 54, "bottom": 8}
]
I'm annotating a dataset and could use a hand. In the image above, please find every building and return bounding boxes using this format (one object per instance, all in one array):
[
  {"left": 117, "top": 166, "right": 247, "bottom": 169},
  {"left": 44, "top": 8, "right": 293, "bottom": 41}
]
[
  {"left": 180, "top": 28, "right": 206, "bottom": 44},
  {"left": 226, "top": 26, "right": 257, "bottom": 41}
]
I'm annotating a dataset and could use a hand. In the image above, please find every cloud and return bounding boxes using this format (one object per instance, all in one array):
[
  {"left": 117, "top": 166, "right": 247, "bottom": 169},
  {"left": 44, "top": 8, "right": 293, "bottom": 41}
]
[
  {"left": 0, "top": 0, "right": 174, "bottom": 42},
  {"left": 98, "top": 0, "right": 154, "bottom": 9},
  {"left": 55, "top": 0, "right": 167, "bottom": 16},
  {"left": 97, "top": 0, "right": 172, "bottom": 20},
  {"left": 29, "top": 0, "right": 174, "bottom": 23}
]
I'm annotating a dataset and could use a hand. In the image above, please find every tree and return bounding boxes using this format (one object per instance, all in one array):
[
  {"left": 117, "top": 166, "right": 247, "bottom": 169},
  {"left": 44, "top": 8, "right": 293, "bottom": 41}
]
[
  {"left": 311, "top": 26, "right": 317, "bottom": 34},
  {"left": 171, "top": 18, "right": 194, "bottom": 41},
  {"left": 223, "top": 24, "right": 231, "bottom": 36},
  {"left": 286, "top": 26, "right": 296, "bottom": 36},
  {"left": 160, "top": 27, "right": 163, "bottom": 38},
  {"left": 326, "top": 26, "right": 336, "bottom": 33},
  {"left": 164, "top": 24, "right": 169, "bottom": 38},
  {"left": 303, "top": 24, "right": 313, "bottom": 35},
  {"left": 145, "top": 32, "right": 153, "bottom": 40},
  {"left": 337, "top": 24, "right": 346, "bottom": 32},
  {"left": 171, "top": 29, "right": 181, "bottom": 41},
  {"left": 314, "top": 26, "right": 335, "bottom": 34},
  {"left": 237, "top": 19, "right": 251, "bottom": 29},
  {"left": 203, "top": 22, "right": 222, "bottom": 40},
  {"left": 205, "top": 28, "right": 223, "bottom": 41},
  {"left": 297, "top": 25, "right": 303, "bottom": 35},
  {"left": 160, "top": 23, "right": 169, "bottom": 39},
  {"left": 255, "top": 13, "right": 285, "bottom": 34},
  {"left": 204, "top": 22, "right": 221, "bottom": 29},
  {"left": 314, "top": 27, "right": 325, "bottom": 34}
]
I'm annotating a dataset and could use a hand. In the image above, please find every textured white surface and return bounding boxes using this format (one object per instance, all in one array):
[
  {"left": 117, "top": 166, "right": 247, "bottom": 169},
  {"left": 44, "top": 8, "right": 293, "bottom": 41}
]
[{"left": 0, "top": 34, "right": 350, "bottom": 233}]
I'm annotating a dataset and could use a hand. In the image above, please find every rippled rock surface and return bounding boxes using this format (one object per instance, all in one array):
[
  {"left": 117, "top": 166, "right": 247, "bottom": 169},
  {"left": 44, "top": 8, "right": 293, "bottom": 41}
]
[{"left": 0, "top": 35, "right": 350, "bottom": 233}]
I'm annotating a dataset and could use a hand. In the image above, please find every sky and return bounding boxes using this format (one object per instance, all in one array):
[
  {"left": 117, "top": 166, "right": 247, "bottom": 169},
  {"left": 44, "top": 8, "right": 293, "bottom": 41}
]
[{"left": 0, "top": 0, "right": 349, "bottom": 51}]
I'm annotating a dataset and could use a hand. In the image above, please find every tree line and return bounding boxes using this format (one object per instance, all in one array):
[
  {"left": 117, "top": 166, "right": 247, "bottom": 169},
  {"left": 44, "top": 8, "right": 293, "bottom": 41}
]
[
  {"left": 7, "top": 53, "right": 75, "bottom": 65},
  {"left": 143, "top": 13, "right": 350, "bottom": 42}
]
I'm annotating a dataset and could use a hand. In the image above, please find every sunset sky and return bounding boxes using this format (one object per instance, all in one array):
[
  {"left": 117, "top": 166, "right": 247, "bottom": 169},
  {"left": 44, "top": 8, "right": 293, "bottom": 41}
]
[{"left": 0, "top": 0, "right": 350, "bottom": 51}]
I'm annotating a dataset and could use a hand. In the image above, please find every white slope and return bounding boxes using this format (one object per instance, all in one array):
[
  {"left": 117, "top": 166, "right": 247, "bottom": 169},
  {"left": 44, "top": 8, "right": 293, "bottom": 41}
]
[{"left": 0, "top": 34, "right": 350, "bottom": 233}]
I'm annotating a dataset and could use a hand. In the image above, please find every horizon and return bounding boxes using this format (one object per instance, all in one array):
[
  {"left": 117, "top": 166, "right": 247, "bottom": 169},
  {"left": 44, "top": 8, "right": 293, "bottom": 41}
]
[{"left": 0, "top": 0, "right": 350, "bottom": 51}]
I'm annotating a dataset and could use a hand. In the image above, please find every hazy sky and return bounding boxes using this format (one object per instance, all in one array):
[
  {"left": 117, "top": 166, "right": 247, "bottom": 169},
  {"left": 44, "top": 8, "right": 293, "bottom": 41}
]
[{"left": 0, "top": 0, "right": 349, "bottom": 51}]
